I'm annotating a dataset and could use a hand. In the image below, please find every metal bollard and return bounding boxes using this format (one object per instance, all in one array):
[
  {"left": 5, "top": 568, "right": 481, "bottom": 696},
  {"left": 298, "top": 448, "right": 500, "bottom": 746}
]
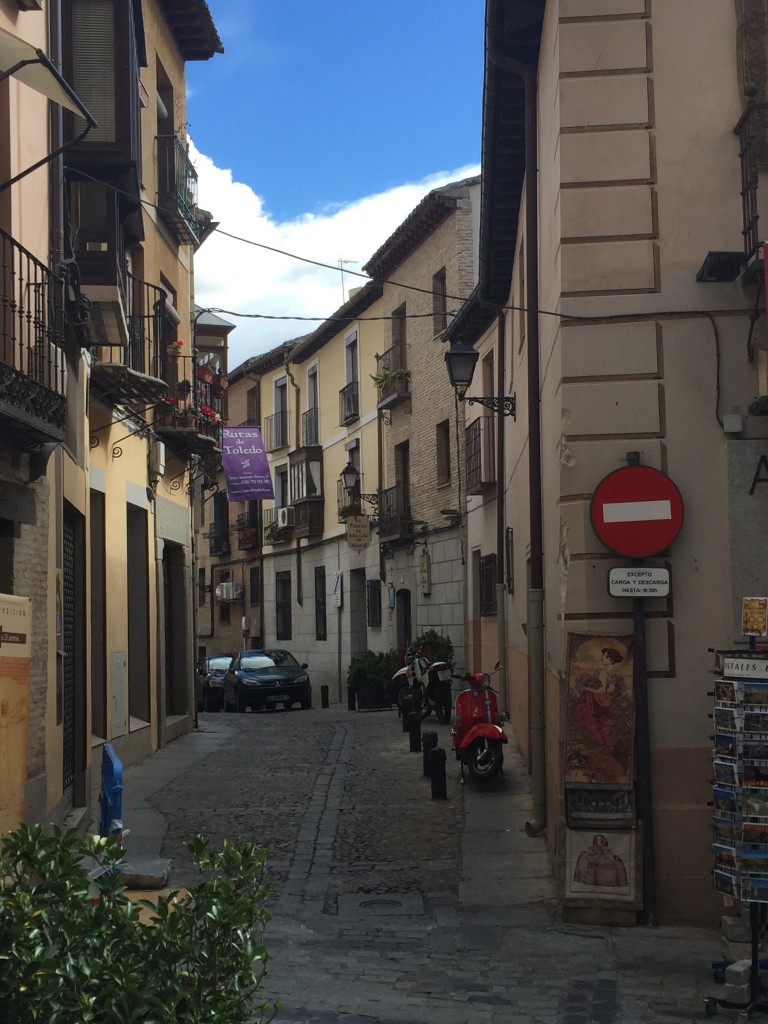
[
  {"left": 430, "top": 748, "right": 448, "bottom": 799},
  {"left": 407, "top": 712, "right": 422, "bottom": 752},
  {"left": 321, "top": 685, "right": 329, "bottom": 709},
  {"left": 422, "top": 731, "right": 438, "bottom": 776}
]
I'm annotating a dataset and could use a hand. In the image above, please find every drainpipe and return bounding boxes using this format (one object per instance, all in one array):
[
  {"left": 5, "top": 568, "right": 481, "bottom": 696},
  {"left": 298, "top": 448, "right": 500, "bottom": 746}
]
[
  {"left": 495, "top": 310, "right": 507, "bottom": 715},
  {"left": 486, "top": 34, "right": 546, "bottom": 837}
]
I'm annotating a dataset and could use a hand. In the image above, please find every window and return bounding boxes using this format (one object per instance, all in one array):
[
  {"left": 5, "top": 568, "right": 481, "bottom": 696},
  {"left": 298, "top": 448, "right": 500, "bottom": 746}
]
[
  {"left": 218, "top": 571, "right": 231, "bottom": 624},
  {"left": 249, "top": 565, "right": 261, "bottom": 606},
  {"left": 246, "top": 384, "right": 260, "bottom": 426},
  {"left": 432, "top": 267, "right": 447, "bottom": 336},
  {"left": 198, "top": 567, "right": 206, "bottom": 607},
  {"left": 275, "top": 465, "right": 289, "bottom": 507},
  {"left": 506, "top": 528, "right": 515, "bottom": 595},
  {"left": 367, "top": 579, "right": 382, "bottom": 627},
  {"left": 436, "top": 420, "right": 451, "bottom": 486},
  {"left": 315, "top": 566, "right": 327, "bottom": 640},
  {"left": 392, "top": 304, "right": 407, "bottom": 366},
  {"left": 276, "top": 571, "right": 292, "bottom": 640},
  {"left": 345, "top": 330, "right": 358, "bottom": 384},
  {"left": 274, "top": 379, "right": 288, "bottom": 448},
  {"left": 479, "top": 554, "right": 497, "bottom": 617}
]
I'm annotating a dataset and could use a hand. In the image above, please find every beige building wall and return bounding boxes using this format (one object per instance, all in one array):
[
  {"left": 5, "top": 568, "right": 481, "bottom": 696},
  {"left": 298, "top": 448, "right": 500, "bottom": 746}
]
[{"left": 500, "top": 0, "right": 768, "bottom": 924}]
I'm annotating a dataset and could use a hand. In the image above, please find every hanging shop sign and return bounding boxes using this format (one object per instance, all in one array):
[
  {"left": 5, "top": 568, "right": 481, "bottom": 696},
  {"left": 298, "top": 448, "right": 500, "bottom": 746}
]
[
  {"left": 590, "top": 466, "right": 684, "bottom": 558},
  {"left": 221, "top": 427, "right": 274, "bottom": 501},
  {"left": 346, "top": 515, "right": 371, "bottom": 552}
]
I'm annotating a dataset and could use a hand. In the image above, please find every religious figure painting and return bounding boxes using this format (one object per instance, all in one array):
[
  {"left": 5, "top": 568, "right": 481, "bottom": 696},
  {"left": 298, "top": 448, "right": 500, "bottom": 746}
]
[
  {"left": 564, "top": 633, "right": 635, "bottom": 788},
  {"left": 565, "top": 829, "right": 640, "bottom": 907}
]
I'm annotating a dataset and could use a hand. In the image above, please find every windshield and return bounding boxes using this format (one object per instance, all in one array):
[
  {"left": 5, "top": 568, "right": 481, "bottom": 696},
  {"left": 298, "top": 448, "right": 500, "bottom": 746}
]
[
  {"left": 207, "top": 656, "right": 232, "bottom": 672},
  {"left": 240, "top": 650, "right": 299, "bottom": 670}
]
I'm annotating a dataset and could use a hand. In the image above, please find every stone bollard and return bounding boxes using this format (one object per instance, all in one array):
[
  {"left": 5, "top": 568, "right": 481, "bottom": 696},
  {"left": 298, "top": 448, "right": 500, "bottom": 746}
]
[
  {"left": 347, "top": 687, "right": 356, "bottom": 712},
  {"left": 321, "top": 685, "right": 329, "bottom": 709},
  {"left": 422, "top": 732, "right": 438, "bottom": 776},
  {"left": 430, "top": 748, "right": 448, "bottom": 799},
  {"left": 406, "top": 712, "right": 422, "bottom": 752}
]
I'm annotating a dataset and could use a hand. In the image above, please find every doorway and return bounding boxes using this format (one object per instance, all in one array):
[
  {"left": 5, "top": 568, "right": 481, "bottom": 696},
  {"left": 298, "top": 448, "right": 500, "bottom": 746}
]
[{"left": 395, "top": 588, "right": 412, "bottom": 658}]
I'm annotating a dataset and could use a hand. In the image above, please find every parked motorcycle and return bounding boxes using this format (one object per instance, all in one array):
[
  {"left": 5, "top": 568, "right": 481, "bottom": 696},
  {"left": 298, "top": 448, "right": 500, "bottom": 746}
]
[
  {"left": 391, "top": 644, "right": 453, "bottom": 724},
  {"left": 451, "top": 671, "right": 508, "bottom": 782}
]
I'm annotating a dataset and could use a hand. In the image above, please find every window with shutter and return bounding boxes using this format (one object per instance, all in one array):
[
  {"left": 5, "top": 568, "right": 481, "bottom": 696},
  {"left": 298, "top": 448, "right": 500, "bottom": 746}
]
[{"left": 72, "top": 0, "right": 117, "bottom": 143}]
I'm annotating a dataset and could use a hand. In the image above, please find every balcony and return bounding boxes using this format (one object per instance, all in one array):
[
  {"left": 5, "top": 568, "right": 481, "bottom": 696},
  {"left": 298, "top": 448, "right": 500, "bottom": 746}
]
[
  {"left": 0, "top": 226, "right": 67, "bottom": 445},
  {"left": 374, "top": 346, "right": 410, "bottom": 409},
  {"left": 263, "top": 506, "right": 294, "bottom": 545},
  {"left": 153, "top": 405, "right": 220, "bottom": 461},
  {"left": 157, "top": 135, "right": 201, "bottom": 247},
  {"left": 302, "top": 406, "right": 319, "bottom": 446},
  {"left": 339, "top": 381, "right": 359, "bottom": 425},
  {"left": 292, "top": 498, "right": 324, "bottom": 539},
  {"left": 263, "top": 409, "right": 288, "bottom": 452},
  {"left": 377, "top": 484, "right": 411, "bottom": 542},
  {"left": 466, "top": 415, "right": 496, "bottom": 495},
  {"left": 207, "top": 523, "right": 231, "bottom": 557},
  {"left": 89, "top": 273, "right": 168, "bottom": 406},
  {"left": 236, "top": 511, "right": 261, "bottom": 551}
]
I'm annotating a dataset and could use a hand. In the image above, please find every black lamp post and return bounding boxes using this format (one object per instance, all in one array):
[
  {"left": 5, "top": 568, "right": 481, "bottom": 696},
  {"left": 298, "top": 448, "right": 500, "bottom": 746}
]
[
  {"left": 340, "top": 460, "right": 359, "bottom": 496},
  {"left": 444, "top": 339, "right": 516, "bottom": 418}
]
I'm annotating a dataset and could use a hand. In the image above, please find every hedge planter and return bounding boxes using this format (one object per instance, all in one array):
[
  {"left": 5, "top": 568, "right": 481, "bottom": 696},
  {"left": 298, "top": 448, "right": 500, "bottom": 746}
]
[{"left": 351, "top": 682, "right": 391, "bottom": 711}]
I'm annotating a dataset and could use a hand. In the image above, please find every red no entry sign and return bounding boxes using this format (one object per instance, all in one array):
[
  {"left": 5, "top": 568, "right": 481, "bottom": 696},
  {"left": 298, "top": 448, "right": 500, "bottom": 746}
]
[{"left": 590, "top": 466, "right": 684, "bottom": 558}]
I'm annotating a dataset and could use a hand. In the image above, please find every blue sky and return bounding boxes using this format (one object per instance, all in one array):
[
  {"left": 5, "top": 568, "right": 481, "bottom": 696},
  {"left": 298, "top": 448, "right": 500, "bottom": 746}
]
[{"left": 186, "top": 1, "right": 485, "bottom": 363}]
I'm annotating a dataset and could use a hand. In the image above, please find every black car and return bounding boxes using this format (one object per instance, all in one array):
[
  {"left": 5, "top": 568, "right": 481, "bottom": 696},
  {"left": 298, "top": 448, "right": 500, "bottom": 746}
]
[
  {"left": 222, "top": 649, "right": 312, "bottom": 712},
  {"left": 195, "top": 653, "right": 233, "bottom": 712}
]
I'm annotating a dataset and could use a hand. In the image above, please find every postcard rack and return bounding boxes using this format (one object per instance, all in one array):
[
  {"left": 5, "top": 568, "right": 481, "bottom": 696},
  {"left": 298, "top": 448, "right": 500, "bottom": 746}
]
[{"left": 709, "top": 651, "right": 768, "bottom": 1018}]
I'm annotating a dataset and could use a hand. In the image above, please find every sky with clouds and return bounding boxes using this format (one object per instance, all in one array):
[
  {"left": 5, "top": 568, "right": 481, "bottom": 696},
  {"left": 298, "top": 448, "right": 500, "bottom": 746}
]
[{"left": 186, "top": 1, "right": 484, "bottom": 367}]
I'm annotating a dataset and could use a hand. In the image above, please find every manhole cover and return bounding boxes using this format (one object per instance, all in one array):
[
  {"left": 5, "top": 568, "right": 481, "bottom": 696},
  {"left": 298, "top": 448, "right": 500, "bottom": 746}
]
[
  {"left": 360, "top": 898, "right": 402, "bottom": 910},
  {"left": 338, "top": 892, "right": 425, "bottom": 917}
]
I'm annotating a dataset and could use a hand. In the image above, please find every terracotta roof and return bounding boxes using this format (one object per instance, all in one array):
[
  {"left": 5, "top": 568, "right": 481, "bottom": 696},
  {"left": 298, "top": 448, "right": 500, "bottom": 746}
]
[
  {"left": 158, "top": 0, "right": 223, "bottom": 61},
  {"left": 362, "top": 176, "right": 480, "bottom": 281},
  {"left": 228, "top": 338, "right": 306, "bottom": 384}
]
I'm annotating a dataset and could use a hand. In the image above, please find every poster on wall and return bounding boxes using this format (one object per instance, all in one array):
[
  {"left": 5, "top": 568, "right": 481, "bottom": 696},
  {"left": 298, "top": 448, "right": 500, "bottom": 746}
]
[
  {"left": 564, "top": 633, "right": 635, "bottom": 789},
  {"left": 0, "top": 594, "right": 32, "bottom": 834},
  {"left": 564, "top": 828, "right": 641, "bottom": 908}
]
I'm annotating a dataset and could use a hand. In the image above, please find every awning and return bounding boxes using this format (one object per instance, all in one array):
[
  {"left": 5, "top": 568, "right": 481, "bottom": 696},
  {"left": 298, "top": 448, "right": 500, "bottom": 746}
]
[{"left": 0, "top": 24, "right": 97, "bottom": 127}]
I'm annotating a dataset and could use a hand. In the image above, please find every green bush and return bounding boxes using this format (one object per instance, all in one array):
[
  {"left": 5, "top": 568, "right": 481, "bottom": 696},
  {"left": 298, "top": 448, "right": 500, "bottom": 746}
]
[
  {"left": 0, "top": 825, "right": 274, "bottom": 1024},
  {"left": 413, "top": 628, "right": 454, "bottom": 665},
  {"left": 346, "top": 649, "right": 398, "bottom": 690}
]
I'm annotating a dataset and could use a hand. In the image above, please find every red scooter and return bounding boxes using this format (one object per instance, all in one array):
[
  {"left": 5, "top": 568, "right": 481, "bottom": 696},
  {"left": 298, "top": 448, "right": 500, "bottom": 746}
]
[{"left": 451, "top": 672, "right": 508, "bottom": 782}]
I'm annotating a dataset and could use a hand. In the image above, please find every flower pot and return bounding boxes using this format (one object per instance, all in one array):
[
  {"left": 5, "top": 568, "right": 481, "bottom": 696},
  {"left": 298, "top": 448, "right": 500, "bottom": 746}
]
[
  {"left": 178, "top": 412, "right": 197, "bottom": 428},
  {"left": 167, "top": 344, "right": 182, "bottom": 358},
  {"left": 212, "top": 374, "right": 229, "bottom": 395},
  {"left": 196, "top": 364, "right": 215, "bottom": 384}
]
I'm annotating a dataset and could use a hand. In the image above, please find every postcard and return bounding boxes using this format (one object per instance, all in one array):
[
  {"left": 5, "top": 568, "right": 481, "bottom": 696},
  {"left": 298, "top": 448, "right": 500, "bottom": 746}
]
[
  {"left": 715, "top": 678, "right": 739, "bottom": 704},
  {"left": 714, "top": 816, "right": 740, "bottom": 844},
  {"left": 713, "top": 843, "right": 738, "bottom": 871},
  {"left": 715, "top": 734, "right": 738, "bottom": 759},
  {"left": 744, "top": 710, "right": 768, "bottom": 734},
  {"left": 743, "top": 739, "right": 768, "bottom": 761},
  {"left": 743, "top": 821, "right": 768, "bottom": 845},
  {"left": 744, "top": 788, "right": 768, "bottom": 817},
  {"left": 741, "top": 848, "right": 768, "bottom": 875},
  {"left": 744, "top": 681, "right": 768, "bottom": 707},
  {"left": 743, "top": 876, "right": 768, "bottom": 902},
  {"left": 744, "top": 764, "right": 768, "bottom": 788},
  {"left": 715, "top": 707, "right": 740, "bottom": 733},
  {"left": 715, "top": 871, "right": 740, "bottom": 899},
  {"left": 714, "top": 760, "right": 739, "bottom": 786},
  {"left": 743, "top": 597, "right": 768, "bottom": 638},
  {"left": 714, "top": 787, "right": 741, "bottom": 815}
]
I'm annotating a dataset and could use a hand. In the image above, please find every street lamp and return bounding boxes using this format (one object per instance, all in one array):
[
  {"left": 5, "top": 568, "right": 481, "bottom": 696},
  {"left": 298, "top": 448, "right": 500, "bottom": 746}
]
[
  {"left": 340, "top": 461, "right": 379, "bottom": 513},
  {"left": 445, "top": 339, "right": 516, "bottom": 418}
]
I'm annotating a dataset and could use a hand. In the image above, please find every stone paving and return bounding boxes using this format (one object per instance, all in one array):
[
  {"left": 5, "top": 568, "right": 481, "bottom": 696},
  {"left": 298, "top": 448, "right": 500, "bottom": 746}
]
[{"left": 120, "top": 705, "right": 723, "bottom": 1024}]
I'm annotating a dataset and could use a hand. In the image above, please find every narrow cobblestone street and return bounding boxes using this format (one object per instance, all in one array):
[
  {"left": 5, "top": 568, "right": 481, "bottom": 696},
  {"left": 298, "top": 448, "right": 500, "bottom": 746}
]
[{"left": 123, "top": 707, "right": 720, "bottom": 1024}]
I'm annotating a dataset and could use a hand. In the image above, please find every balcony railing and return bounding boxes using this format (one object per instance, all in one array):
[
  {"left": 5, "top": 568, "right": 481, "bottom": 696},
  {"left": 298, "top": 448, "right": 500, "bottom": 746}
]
[
  {"left": 126, "top": 273, "right": 166, "bottom": 379},
  {"left": 0, "top": 226, "right": 67, "bottom": 443},
  {"left": 339, "top": 381, "right": 359, "bottom": 425},
  {"left": 302, "top": 406, "right": 319, "bottom": 446},
  {"left": 263, "top": 409, "right": 288, "bottom": 451},
  {"left": 236, "top": 511, "right": 261, "bottom": 550},
  {"left": 263, "top": 506, "right": 293, "bottom": 544},
  {"left": 157, "top": 135, "right": 201, "bottom": 247},
  {"left": 375, "top": 345, "right": 410, "bottom": 408},
  {"left": 377, "top": 483, "right": 411, "bottom": 540},
  {"left": 292, "top": 498, "right": 324, "bottom": 538},
  {"left": 207, "top": 523, "right": 231, "bottom": 557}
]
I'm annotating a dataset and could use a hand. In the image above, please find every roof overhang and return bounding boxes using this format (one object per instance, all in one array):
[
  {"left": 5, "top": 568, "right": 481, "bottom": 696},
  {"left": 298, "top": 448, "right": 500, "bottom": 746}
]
[
  {"left": 0, "top": 23, "right": 97, "bottom": 126},
  {"left": 158, "top": 0, "right": 224, "bottom": 61}
]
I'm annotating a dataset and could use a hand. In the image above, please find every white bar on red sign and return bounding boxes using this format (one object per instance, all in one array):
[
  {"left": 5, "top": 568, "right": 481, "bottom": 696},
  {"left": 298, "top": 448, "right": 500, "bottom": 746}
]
[{"left": 602, "top": 499, "right": 672, "bottom": 523}]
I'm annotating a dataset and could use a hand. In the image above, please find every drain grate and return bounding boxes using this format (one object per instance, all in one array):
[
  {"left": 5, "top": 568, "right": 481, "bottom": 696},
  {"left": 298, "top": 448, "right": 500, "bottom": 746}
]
[{"left": 338, "top": 892, "right": 425, "bottom": 917}]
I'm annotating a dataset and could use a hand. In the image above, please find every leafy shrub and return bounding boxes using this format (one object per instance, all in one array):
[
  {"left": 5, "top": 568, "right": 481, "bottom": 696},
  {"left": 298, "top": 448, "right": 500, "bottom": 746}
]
[
  {"left": 0, "top": 825, "right": 274, "bottom": 1024},
  {"left": 413, "top": 628, "right": 454, "bottom": 665},
  {"left": 346, "top": 649, "right": 398, "bottom": 691}
]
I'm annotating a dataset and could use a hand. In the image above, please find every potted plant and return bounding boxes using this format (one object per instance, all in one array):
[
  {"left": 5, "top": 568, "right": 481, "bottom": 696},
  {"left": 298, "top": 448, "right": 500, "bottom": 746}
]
[
  {"left": 166, "top": 338, "right": 184, "bottom": 358},
  {"left": 264, "top": 519, "right": 280, "bottom": 543},
  {"left": 212, "top": 372, "right": 229, "bottom": 396},
  {"left": 346, "top": 649, "right": 399, "bottom": 711},
  {"left": 155, "top": 396, "right": 177, "bottom": 425},
  {"left": 176, "top": 378, "right": 192, "bottom": 396},
  {"left": 177, "top": 405, "right": 197, "bottom": 428},
  {"left": 196, "top": 363, "right": 215, "bottom": 384},
  {"left": 370, "top": 367, "right": 411, "bottom": 390}
]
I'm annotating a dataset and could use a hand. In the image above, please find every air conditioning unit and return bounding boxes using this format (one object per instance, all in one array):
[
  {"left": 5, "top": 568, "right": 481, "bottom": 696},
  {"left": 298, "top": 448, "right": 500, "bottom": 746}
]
[
  {"left": 277, "top": 506, "right": 294, "bottom": 529},
  {"left": 148, "top": 440, "right": 166, "bottom": 483},
  {"left": 219, "top": 581, "right": 243, "bottom": 602}
]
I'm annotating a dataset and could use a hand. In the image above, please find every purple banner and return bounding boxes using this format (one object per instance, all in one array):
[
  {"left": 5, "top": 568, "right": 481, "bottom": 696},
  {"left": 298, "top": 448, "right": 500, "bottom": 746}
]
[{"left": 221, "top": 427, "right": 274, "bottom": 501}]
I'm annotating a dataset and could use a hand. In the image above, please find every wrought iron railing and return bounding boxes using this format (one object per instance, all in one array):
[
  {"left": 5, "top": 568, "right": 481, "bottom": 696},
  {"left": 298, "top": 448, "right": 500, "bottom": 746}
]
[
  {"left": 302, "top": 406, "right": 319, "bottom": 446},
  {"left": 263, "top": 409, "right": 288, "bottom": 451},
  {"left": 0, "top": 225, "right": 67, "bottom": 434},
  {"left": 206, "top": 523, "right": 231, "bottom": 557},
  {"left": 126, "top": 272, "right": 166, "bottom": 378},
  {"left": 157, "top": 135, "right": 201, "bottom": 246},
  {"left": 465, "top": 415, "right": 495, "bottom": 494},
  {"left": 378, "top": 483, "right": 410, "bottom": 539},
  {"left": 339, "top": 381, "right": 359, "bottom": 424},
  {"left": 375, "top": 344, "right": 410, "bottom": 405},
  {"left": 236, "top": 510, "right": 261, "bottom": 550},
  {"left": 735, "top": 100, "right": 768, "bottom": 262}
]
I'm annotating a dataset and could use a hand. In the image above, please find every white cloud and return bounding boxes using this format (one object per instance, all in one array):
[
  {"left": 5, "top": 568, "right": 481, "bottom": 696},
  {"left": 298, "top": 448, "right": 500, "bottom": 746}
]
[{"left": 189, "top": 141, "right": 480, "bottom": 368}]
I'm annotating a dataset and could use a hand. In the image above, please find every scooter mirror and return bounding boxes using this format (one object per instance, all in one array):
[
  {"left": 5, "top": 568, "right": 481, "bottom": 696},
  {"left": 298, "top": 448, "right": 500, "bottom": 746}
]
[{"left": 481, "top": 673, "right": 491, "bottom": 689}]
